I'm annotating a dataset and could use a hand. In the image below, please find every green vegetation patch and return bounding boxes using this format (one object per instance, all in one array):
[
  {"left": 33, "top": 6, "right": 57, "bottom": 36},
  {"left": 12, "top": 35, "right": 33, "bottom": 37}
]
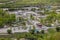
[{"left": 0, "top": 0, "right": 12, "bottom": 3}]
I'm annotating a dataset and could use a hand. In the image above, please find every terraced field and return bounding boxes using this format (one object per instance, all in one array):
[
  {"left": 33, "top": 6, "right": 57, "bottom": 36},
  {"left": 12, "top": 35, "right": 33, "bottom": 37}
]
[
  {"left": 0, "top": 0, "right": 60, "bottom": 4},
  {"left": 14, "top": 0, "right": 60, "bottom": 5},
  {"left": 0, "top": 0, "right": 13, "bottom": 3},
  {"left": 0, "top": 0, "right": 60, "bottom": 8}
]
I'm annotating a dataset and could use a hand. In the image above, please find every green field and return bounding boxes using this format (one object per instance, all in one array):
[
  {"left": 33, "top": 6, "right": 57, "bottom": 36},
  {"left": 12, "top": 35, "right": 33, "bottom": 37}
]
[
  {"left": 0, "top": 0, "right": 60, "bottom": 8},
  {"left": 11, "top": 0, "right": 60, "bottom": 6},
  {"left": 0, "top": 0, "right": 60, "bottom": 4},
  {"left": 0, "top": 0, "right": 13, "bottom": 3}
]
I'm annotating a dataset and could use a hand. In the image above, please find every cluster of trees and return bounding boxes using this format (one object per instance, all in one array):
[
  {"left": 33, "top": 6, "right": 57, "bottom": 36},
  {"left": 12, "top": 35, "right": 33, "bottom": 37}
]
[
  {"left": 0, "top": 9, "right": 16, "bottom": 28},
  {"left": 40, "top": 11, "right": 60, "bottom": 27},
  {"left": 11, "top": 27, "right": 60, "bottom": 40},
  {"left": 19, "top": 17, "right": 28, "bottom": 26},
  {"left": 1, "top": 28, "right": 60, "bottom": 40}
]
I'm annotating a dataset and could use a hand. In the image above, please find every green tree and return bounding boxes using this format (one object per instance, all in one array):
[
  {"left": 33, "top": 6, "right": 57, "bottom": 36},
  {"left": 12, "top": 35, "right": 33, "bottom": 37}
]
[
  {"left": 7, "top": 29, "right": 12, "bottom": 34},
  {"left": 30, "top": 14, "right": 34, "bottom": 20},
  {"left": 56, "top": 27, "right": 60, "bottom": 32},
  {"left": 31, "top": 8, "right": 36, "bottom": 12},
  {"left": 41, "top": 30, "right": 45, "bottom": 34}
]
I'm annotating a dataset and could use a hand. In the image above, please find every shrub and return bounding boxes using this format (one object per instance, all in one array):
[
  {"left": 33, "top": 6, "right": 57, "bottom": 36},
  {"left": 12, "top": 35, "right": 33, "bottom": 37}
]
[
  {"left": 36, "top": 31, "right": 40, "bottom": 34},
  {"left": 29, "top": 29, "right": 35, "bottom": 34},
  {"left": 41, "top": 30, "right": 45, "bottom": 34},
  {"left": 7, "top": 29, "right": 12, "bottom": 34},
  {"left": 45, "top": 23, "right": 52, "bottom": 27},
  {"left": 31, "top": 8, "right": 36, "bottom": 12},
  {"left": 56, "top": 27, "right": 60, "bottom": 32},
  {"left": 8, "top": 8, "right": 17, "bottom": 11}
]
